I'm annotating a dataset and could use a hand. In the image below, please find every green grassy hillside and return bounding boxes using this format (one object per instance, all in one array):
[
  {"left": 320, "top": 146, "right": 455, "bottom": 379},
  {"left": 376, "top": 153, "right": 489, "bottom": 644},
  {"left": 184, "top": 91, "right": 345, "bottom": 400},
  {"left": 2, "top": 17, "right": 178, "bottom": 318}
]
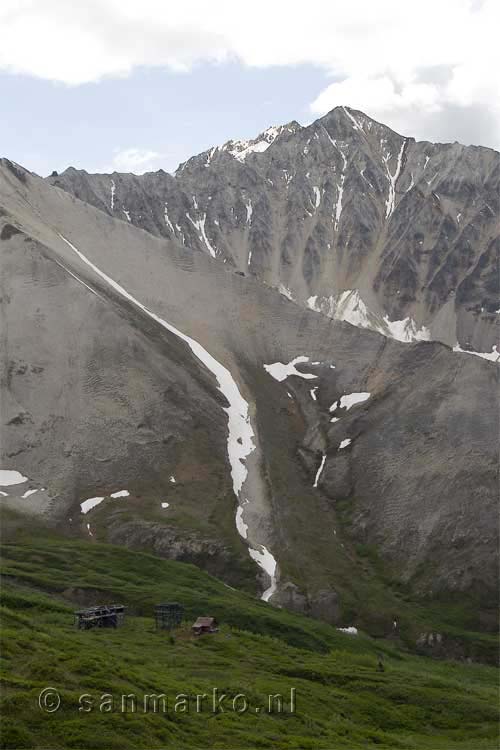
[{"left": 1, "top": 530, "right": 498, "bottom": 749}]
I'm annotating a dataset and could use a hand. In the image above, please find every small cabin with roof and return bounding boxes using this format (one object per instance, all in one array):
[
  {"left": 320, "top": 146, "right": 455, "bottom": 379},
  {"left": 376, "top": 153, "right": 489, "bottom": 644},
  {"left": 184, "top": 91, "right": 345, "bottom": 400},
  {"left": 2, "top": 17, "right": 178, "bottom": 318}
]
[{"left": 192, "top": 616, "right": 218, "bottom": 635}]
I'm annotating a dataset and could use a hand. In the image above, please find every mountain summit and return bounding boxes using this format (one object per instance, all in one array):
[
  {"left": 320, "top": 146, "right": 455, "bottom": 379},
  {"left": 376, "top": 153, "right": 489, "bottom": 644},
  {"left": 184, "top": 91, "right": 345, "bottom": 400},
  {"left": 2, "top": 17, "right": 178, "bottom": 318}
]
[{"left": 48, "top": 106, "right": 500, "bottom": 357}]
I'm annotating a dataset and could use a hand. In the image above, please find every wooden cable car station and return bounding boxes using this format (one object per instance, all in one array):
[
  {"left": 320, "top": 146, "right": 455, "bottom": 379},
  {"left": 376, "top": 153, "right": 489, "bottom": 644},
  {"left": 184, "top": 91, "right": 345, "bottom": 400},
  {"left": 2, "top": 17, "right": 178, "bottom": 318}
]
[{"left": 74, "top": 604, "right": 126, "bottom": 630}]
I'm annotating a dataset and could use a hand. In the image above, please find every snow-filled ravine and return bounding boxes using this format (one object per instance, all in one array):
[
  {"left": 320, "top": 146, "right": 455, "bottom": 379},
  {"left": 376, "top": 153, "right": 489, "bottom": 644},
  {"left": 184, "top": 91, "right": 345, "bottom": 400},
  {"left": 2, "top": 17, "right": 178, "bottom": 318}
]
[{"left": 58, "top": 234, "right": 278, "bottom": 602}]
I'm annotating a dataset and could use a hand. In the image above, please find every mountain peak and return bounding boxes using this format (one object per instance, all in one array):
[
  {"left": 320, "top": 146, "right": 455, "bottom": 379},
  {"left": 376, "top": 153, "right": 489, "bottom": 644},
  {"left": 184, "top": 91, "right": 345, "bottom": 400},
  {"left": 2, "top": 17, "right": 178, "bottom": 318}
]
[{"left": 220, "top": 120, "right": 302, "bottom": 163}]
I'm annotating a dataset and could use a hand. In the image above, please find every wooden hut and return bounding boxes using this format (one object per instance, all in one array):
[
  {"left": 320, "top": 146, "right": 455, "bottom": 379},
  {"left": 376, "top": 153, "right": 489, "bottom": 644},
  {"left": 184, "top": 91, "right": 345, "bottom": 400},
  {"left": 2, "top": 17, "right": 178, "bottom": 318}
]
[{"left": 192, "top": 616, "right": 218, "bottom": 635}]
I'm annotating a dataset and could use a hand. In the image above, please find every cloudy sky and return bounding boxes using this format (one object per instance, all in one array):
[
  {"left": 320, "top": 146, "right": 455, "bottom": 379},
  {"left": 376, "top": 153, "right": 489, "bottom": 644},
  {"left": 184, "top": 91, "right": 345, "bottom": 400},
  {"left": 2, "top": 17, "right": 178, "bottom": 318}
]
[{"left": 1, "top": 0, "right": 498, "bottom": 175}]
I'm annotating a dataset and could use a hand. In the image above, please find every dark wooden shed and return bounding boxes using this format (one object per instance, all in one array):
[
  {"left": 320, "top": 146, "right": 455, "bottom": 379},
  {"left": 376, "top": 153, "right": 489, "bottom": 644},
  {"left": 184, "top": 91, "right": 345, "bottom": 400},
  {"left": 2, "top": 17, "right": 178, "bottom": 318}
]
[
  {"left": 192, "top": 616, "right": 218, "bottom": 635},
  {"left": 74, "top": 604, "right": 125, "bottom": 630}
]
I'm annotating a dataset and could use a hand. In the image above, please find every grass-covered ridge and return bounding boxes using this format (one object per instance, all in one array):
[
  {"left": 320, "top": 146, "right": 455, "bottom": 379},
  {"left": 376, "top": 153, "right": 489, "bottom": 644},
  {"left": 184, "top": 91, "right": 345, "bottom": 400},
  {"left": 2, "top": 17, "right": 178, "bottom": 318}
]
[{"left": 1, "top": 534, "right": 499, "bottom": 749}]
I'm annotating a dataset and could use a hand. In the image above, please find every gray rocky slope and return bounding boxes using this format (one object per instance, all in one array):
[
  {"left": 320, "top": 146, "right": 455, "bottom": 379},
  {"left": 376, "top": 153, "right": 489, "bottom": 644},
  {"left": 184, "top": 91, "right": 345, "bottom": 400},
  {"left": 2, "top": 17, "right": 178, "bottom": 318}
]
[
  {"left": 48, "top": 107, "right": 500, "bottom": 356},
  {"left": 1, "top": 158, "right": 498, "bottom": 637}
]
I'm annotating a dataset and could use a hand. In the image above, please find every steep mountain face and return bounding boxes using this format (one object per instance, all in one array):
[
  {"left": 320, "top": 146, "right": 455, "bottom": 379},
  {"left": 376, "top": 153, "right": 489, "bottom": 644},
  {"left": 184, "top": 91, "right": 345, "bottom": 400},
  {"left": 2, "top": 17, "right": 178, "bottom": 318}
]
[
  {"left": 48, "top": 107, "right": 500, "bottom": 356},
  {"left": 1, "top": 158, "right": 498, "bottom": 640}
]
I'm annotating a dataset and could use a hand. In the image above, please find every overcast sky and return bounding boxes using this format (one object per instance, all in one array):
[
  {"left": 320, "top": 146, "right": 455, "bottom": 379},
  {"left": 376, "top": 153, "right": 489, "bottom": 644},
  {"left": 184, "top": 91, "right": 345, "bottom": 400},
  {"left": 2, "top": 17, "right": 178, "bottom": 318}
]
[{"left": 1, "top": 0, "right": 498, "bottom": 175}]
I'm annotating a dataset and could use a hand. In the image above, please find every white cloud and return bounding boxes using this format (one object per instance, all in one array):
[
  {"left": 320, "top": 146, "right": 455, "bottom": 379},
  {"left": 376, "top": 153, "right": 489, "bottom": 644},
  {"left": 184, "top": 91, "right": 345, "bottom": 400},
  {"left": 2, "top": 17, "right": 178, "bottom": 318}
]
[
  {"left": 0, "top": 0, "right": 498, "bottom": 149},
  {"left": 108, "top": 148, "right": 165, "bottom": 174}
]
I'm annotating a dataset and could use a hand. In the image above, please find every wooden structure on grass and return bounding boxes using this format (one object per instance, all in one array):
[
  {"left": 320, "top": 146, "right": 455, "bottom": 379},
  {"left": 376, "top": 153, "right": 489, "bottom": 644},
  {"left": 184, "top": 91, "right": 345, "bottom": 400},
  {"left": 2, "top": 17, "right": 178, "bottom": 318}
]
[
  {"left": 155, "top": 602, "right": 184, "bottom": 630},
  {"left": 192, "top": 616, "right": 218, "bottom": 635},
  {"left": 74, "top": 604, "right": 125, "bottom": 630}
]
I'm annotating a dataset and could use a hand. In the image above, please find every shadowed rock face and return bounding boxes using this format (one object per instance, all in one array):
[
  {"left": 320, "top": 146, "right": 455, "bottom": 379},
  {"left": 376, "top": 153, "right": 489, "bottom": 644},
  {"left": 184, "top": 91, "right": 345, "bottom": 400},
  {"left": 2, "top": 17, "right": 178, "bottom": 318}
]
[
  {"left": 47, "top": 107, "right": 500, "bottom": 354},
  {"left": 1, "top": 157, "right": 498, "bottom": 633}
]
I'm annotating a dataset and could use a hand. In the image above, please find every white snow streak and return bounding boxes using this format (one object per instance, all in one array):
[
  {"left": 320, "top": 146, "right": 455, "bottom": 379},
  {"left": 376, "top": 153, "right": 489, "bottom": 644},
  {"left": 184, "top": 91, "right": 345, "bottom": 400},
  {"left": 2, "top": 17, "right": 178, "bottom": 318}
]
[
  {"left": 110, "top": 180, "right": 116, "bottom": 212},
  {"left": 313, "top": 454, "right": 326, "bottom": 488},
  {"left": 205, "top": 147, "right": 217, "bottom": 166},
  {"left": 343, "top": 107, "right": 362, "bottom": 131},
  {"left": 338, "top": 439, "right": 351, "bottom": 450},
  {"left": 236, "top": 505, "right": 248, "bottom": 539},
  {"left": 164, "top": 203, "right": 175, "bottom": 234},
  {"left": 186, "top": 212, "right": 216, "bottom": 257},
  {"left": 249, "top": 545, "right": 277, "bottom": 602},
  {"left": 453, "top": 343, "right": 500, "bottom": 363},
  {"left": 310, "top": 387, "right": 318, "bottom": 401},
  {"left": 313, "top": 186, "right": 321, "bottom": 208},
  {"left": 384, "top": 141, "right": 405, "bottom": 218},
  {"left": 110, "top": 490, "right": 129, "bottom": 498},
  {"left": 245, "top": 199, "right": 253, "bottom": 225},
  {"left": 337, "top": 626, "right": 358, "bottom": 635},
  {"left": 21, "top": 489, "right": 39, "bottom": 499},
  {"left": 334, "top": 149, "right": 348, "bottom": 230}
]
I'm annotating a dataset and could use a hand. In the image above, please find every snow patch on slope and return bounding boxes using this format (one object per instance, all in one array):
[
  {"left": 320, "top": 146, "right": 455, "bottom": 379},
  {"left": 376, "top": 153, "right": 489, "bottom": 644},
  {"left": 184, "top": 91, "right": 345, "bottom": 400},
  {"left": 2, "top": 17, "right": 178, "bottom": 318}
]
[
  {"left": 278, "top": 284, "right": 294, "bottom": 301},
  {"left": 81, "top": 497, "right": 105, "bottom": 514},
  {"left": 307, "top": 290, "right": 430, "bottom": 343},
  {"left": 0, "top": 470, "right": 28, "bottom": 486},
  {"left": 264, "top": 356, "right": 318, "bottom": 382},
  {"left": 186, "top": 212, "right": 216, "bottom": 257},
  {"left": 249, "top": 545, "right": 277, "bottom": 602},
  {"left": 331, "top": 392, "right": 371, "bottom": 412},
  {"left": 453, "top": 344, "right": 500, "bottom": 362},
  {"left": 223, "top": 125, "right": 283, "bottom": 162}
]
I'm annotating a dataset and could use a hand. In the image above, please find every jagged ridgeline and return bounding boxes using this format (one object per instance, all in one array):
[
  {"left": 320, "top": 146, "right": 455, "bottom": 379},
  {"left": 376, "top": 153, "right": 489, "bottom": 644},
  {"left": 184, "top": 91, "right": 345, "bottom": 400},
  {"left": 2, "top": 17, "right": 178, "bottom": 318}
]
[{"left": 48, "top": 106, "right": 500, "bottom": 357}]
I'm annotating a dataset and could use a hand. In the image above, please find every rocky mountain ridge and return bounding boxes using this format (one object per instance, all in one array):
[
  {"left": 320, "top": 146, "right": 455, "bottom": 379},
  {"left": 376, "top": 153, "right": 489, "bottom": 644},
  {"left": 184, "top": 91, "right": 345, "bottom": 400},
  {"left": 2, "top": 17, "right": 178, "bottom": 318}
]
[{"left": 48, "top": 106, "right": 499, "bottom": 356}]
